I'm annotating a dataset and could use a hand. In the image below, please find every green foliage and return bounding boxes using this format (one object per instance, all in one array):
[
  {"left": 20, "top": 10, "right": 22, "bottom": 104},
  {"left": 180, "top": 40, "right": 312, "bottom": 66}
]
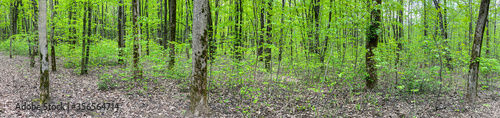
[
  {"left": 0, "top": 34, "right": 30, "bottom": 55},
  {"left": 97, "top": 73, "right": 118, "bottom": 90}
]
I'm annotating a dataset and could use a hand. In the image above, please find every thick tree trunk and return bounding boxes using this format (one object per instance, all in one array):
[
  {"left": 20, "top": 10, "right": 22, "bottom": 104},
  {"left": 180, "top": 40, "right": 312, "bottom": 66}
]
[
  {"left": 466, "top": 0, "right": 490, "bottom": 102},
  {"left": 38, "top": 0, "right": 50, "bottom": 104},
  {"left": 189, "top": 0, "right": 211, "bottom": 116},
  {"left": 168, "top": 0, "right": 176, "bottom": 70},
  {"left": 365, "top": 0, "right": 381, "bottom": 90},
  {"left": 118, "top": 0, "right": 124, "bottom": 64}
]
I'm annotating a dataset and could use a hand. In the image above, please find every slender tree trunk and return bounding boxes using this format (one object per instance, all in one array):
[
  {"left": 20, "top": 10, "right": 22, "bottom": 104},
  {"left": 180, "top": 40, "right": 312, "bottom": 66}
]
[
  {"left": 485, "top": 21, "right": 490, "bottom": 57},
  {"left": 396, "top": 0, "right": 404, "bottom": 85},
  {"left": 466, "top": 0, "right": 490, "bottom": 102},
  {"left": 10, "top": 0, "right": 20, "bottom": 59},
  {"left": 30, "top": 0, "right": 39, "bottom": 68},
  {"left": 38, "top": 0, "right": 50, "bottom": 104},
  {"left": 85, "top": 1, "right": 91, "bottom": 69},
  {"left": 69, "top": 0, "right": 76, "bottom": 49},
  {"left": 365, "top": 0, "right": 382, "bottom": 90},
  {"left": 81, "top": 1, "right": 88, "bottom": 75},
  {"left": 50, "top": 0, "right": 57, "bottom": 71},
  {"left": 132, "top": 0, "right": 142, "bottom": 79},
  {"left": 234, "top": 0, "right": 243, "bottom": 61},
  {"left": 265, "top": 0, "right": 273, "bottom": 71},
  {"left": 146, "top": 0, "right": 150, "bottom": 56},
  {"left": 258, "top": 1, "right": 265, "bottom": 61},
  {"left": 118, "top": 0, "right": 124, "bottom": 64},
  {"left": 189, "top": 0, "right": 211, "bottom": 116},
  {"left": 168, "top": 0, "right": 176, "bottom": 70},
  {"left": 432, "top": 0, "right": 453, "bottom": 70},
  {"left": 185, "top": 0, "right": 191, "bottom": 59}
]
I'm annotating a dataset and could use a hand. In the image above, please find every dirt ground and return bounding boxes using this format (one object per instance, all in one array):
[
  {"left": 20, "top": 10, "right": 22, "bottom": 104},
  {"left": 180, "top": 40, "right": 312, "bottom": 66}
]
[{"left": 0, "top": 52, "right": 500, "bottom": 117}]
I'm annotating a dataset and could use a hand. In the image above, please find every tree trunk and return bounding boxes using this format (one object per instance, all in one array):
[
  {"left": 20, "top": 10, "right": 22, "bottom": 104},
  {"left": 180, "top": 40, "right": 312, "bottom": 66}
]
[
  {"left": 265, "top": 0, "right": 273, "bottom": 71},
  {"left": 168, "top": 0, "right": 176, "bottom": 70},
  {"left": 80, "top": 1, "right": 88, "bottom": 75},
  {"left": 189, "top": 0, "right": 211, "bottom": 116},
  {"left": 118, "top": 0, "right": 125, "bottom": 64},
  {"left": 396, "top": 0, "right": 404, "bottom": 85},
  {"left": 132, "top": 0, "right": 142, "bottom": 79},
  {"left": 50, "top": 0, "right": 57, "bottom": 71},
  {"left": 234, "top": 0, "right": 243, "bottom": 61},
  {"left": 85, "top": 1, "right": 91, "bottom": 70},
  {"left": 365, "top": 0, "right": 381, "bottom": 90},
  {"left": 38, "top": 0, "right": 50, "bottom": 104},
  {"left": 432, "top": 0, "right": 453, "bottom": 70},
  {"left": 10, "top": 0, "right": 20, "bottom": 59},
  {"left": 466, "top": 0, "right": 490, "bottom": 102}
]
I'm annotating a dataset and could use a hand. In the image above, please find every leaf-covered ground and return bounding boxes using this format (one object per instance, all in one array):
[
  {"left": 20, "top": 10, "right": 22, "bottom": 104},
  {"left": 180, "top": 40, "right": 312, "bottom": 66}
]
[{"left": 0, "top": 52, "right": 500, "bottom": 117}]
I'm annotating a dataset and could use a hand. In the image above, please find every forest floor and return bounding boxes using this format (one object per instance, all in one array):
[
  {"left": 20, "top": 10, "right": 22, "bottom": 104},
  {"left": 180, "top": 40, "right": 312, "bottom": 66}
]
[{"left": 1, "top": 52, "right": 500, "bottom": 117}]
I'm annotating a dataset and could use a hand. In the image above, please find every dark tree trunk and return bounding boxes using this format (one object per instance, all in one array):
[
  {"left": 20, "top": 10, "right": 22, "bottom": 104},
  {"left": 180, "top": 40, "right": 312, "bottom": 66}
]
[
  {"left": 258, "top": 1, "right": 265, "bottom": 61},
  {"left": 168, "top": 0, "right": 176, "bottom": 70},
  {"left": 432, "top": 0, "right": 453, "bottom": 70},
  {"left": 80, "top": 1, "right": 88, "bottom": 75},
  {"left": 189, "top": 0, "right": 211, "bottom": 116},
  {"left": 50, "top": 0, "right": 57, "bottom": 72},
  {"left": 132, "top": 0, "right": 142, "bottom": 79},
  {"left": 365, "top": 0, "right": 382, "bottom": 90},
  {"left": 234, "top": 0, "right": 243, "bottom": 61},
  {"left": 118, "top": 0, "right": 125, "bottom": 64},
  {"left": 85, "top": 1, "right": 91, "bottom": 69},
  {"left": 146, "top": 0, "right": 150, "bottom": 56},
  {"left": 10, "top": 0, "right": 20, "bottom": 59},
  {"left": 69, "top": 0, "right": 76, "bottom": 49},
  {"left": 265, "top": 0, "right": 273, "bottom": 71},
  {"left": 395, "top": 0, "right": 404, "bottom": 84},
  {"left": 467, "top": 0, "right": 490, "bottom": 102}
]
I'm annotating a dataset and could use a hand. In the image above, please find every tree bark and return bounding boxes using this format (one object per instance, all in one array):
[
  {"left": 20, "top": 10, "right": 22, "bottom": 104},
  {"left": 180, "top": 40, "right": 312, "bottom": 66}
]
[
  {"left": 466, "top": 0, "right": 490, "bottom": 102},
  {"left": 265, "top": 0, "right": 273, "bottom": 71},
  {"left": 365, "top": 0, "right": 381, "bottom": 90},
  {"left": 50, "top": 0, "right": 57, "bottom": 71},
  {"left": 132, "top": 0, "right": 142, "bottom": 79},
  {"left": 10, "top": 0, "right": 20, "bottom": 59},
  {"left": 432, "top": 0, "right": 453, "bottom": 70},
  {"left": 38, "top": 0, "right": 50, "bottom": 104},
  {"left": 168, "top": 0, "right": 176, "bottom": 70},
  {"left": 189, "top": 0, "right": 211, "bottom": 116},
  {"left": 118, "top": 0, "right": 125, "bottom": 64},
  {"left": 80, "top": 1, "right": 88, "bottom": 75}
]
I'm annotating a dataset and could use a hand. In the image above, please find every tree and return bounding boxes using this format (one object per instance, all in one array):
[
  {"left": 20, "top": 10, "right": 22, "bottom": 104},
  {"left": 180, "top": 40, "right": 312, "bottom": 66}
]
[
  {"left": 38, "top": 0, "right": 50, "bottom": 104},
  {"left": 265, "top": 0, "right": 273, "bottom": 71},
  {"left": 50, "top": 0, "right": 57, "bottom": 71},
  {"left": 365, "top": 0, "right": 381, "bottom": 90},
  {"left": 234, "top": 0, "right": 243, "bottom": 61},
  {"left": 132, "top": 0, "right": 142, "bottom": 79},
  {"left": 432, "top": 0, "right": 453, "bottom": 70},
  {"left": 10, "top": 0, "right": 20, "bottom": 59},
  {"left": 466, "top": 0, "right": 490, "bottom": 102},
  {"left": 168, "top": 0, "right": 176, "bottom": 70},
  {"left": 189, "top": 0, "right": 211, "bottom": 116},
  {"left": 118, "top": 0, "right": 125, "bottom": 64},
  {"left": 395, "top": 0, "right": 403, "bottom": 84},
  {"left": 80, "top": 1, "right": 90, "bottom": 75}
]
